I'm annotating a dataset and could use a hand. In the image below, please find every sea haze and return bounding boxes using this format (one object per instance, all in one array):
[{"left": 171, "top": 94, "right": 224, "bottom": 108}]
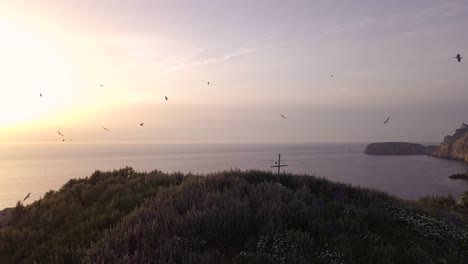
[{"left": 1, "top": 142, "right": 467, "bottom": 209}]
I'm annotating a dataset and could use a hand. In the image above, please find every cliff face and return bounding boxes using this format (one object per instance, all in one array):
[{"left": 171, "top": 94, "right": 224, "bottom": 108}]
[
  {"left": 0, "top": 208, "right": 13, "bottom": 229},
  {"left": 428, "top": 123, "right": 468, "bottom": 163},
  {"left": 364, "top": 142, "right": 427, "bottom": 155}
]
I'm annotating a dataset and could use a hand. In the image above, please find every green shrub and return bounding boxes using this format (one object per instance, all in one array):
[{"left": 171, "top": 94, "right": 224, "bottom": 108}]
[{"left": 1, "top": 169, "right": 467, "bottom": 264}]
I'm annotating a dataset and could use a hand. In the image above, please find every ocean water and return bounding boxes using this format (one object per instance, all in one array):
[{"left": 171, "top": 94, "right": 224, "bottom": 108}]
[{"left": 1, "top": 142, "right": 467, "bottom": 209}]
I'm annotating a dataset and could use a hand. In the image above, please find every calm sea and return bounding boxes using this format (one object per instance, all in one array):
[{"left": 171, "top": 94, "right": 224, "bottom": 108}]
[{"left": 1, "top": 142, "right": 467, "bottom": 209}]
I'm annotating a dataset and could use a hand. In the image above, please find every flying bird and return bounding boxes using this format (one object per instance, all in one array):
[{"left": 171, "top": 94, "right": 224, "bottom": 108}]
[
  {"left": 140, "top": 123, "right": 144, "bottom": 126},
  {"left": 384, "top": 117, "right": 390, "bottom": 124},
  {"left": 281, "top": 114, "right": 287, "bottom": 119},
  {"left": 454, "top": 53, "right": 462, "bottom": 62},
  {"left": 207, "top": 81, "right": 210, "bottom": 85},
  {"left": 62, "top": 139, "right": 66, "bottom": 142},
  {"left": 100, "top": 84, "right": 103, "bottom": 87},
  {"left": 57, "top": 131, "right": 64, "bottom": 137},
  {"left": 330, "top": 75, "right": 334, "bottom": 78},
  {"left": 102, "top": 126, "right": 111, "bottom": 131},
  {"left": 165, "top": 96, "right": 168, "bottom": 101},
  {"left": 23, "top": 192, "right": 30, "bottom": 202},
  {"left": 40, "top": 93, "right": 42, "bottom": 97}
]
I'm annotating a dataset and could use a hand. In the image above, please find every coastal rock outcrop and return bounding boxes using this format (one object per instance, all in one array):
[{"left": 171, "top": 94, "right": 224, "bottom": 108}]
[
  {"left": 0, "top": 208, "right": 13, "bottom": 229},
  {"left": 428, "top": 123, "right": 468, "bottom": 163},
  {"left": 449, "top": 171, "right": 468, "bottom": 181},
  {"left": 364, "top": 142, "right": 427, "bottom": 155}
]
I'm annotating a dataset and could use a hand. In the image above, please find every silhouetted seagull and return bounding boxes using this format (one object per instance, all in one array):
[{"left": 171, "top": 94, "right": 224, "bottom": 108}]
[
  {"left": 165, "top": 96, "right": 168, "bottom": 101},
  {"left": 207, "top": 81, "right": 210, "bottom": 85},
  {"left": 330, "top": 75, "right": 334, "bottom": 78},
  {"left": 57, "top": 131, "right": 64, "bottom": 137},
  {"left": 40, "top": 93, "right": 42, "bottom": 97},
  {"left": 454, "top": 54, "right": 462, "bottom": 62},
  {"left": 100, "top": 84, "right": 103, "bottom": 87},
  {"left": 102, "top": 126, "right": 111, "bottom": 131},
  {"left": 281, "top": 114, "right": 287, "bottom": 119},
  {"left": 23, "top": 192, "right": 30, "bottom": 202},
  {"left": 384, "top": 117, "right": 390, "bottom": 124},
  {"left": 62, "top": 139, "right": 66, "bottom": 142},
  {"left": 140, "top": 123, "right": 144, "bottom": 126}
]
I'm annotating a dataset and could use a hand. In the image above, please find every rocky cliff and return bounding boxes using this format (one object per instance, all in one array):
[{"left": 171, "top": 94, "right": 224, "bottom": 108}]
[
  {"left": 428, "top": 123, "right": 468, "bottom": 163},
  {"left": 364, "top": 142, "right": 427, "bottom": 155},
  {"left": 0, "top": 208, "right": 13, "bottom": 229}
]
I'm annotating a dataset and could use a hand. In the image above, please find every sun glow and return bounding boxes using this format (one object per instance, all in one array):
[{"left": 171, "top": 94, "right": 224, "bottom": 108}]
[{"left": 0, "top": 20, "right": 73, "bottom": 127}]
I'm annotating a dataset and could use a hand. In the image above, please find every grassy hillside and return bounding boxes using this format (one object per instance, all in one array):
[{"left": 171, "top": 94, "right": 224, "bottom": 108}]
[{"left": 1, "top": 168, "right": 468, "bottom": 264}]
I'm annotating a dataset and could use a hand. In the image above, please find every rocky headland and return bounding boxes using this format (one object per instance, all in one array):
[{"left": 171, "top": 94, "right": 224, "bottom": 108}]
[
  {"left": 427, "top": 123, "right": 468, "bottom": 163},
  {"left": 365, "top": 123, "right": 468, "bottom": 162},
  {"left": 364, "top": 124, "right": 468, "bottom": 182},
  {"left": 0, "top": 208, "right": 13, "bottom": 229}
]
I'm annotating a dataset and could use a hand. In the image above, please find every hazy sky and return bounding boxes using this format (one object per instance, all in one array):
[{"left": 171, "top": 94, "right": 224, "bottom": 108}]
[{"left": 0, "top": 0, "right": 467, "bottom": 143}]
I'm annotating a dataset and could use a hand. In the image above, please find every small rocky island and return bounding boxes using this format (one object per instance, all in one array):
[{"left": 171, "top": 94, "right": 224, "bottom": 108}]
[
  {"left": 364, "top": 142, "right": 427, "bottom": 155},
  {"left": 365, "top": 123, "right": 468, "bottom": 161},
  {"left": 365, "top": 124, "right": 468, "bottom": 181},
  {"left": 449, "top": 171, "right": 468, "bottom": 181}
]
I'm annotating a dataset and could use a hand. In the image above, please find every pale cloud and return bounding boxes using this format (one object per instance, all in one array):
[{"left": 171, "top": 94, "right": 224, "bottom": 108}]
[
  {"left": 377, "top": 1, "right": 468, "bottom": 44},
  {"left": 313, "top": 1, "right": 466, "bottom": 42},
  {"left": 384, "top": 1, "right": 467, "bottom": 26},
  {"left": 308, "top": 17, "right": 376, "bottom": 40},
  {"left": 155, "top": 38, "right": 300, "bottom": 75},
  {"left": 417, "top": 1, "right": 465, "bottom": 19},
  {"left": 158, "top": 48, "right": 256, "bottom": 75}
]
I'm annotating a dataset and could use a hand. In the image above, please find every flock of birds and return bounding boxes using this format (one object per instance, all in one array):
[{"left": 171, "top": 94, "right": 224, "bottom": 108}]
[
  {"left": 39, "top": 82, "right": 208, "bottom": 142},
  {"left": 41, "top": 53, "right": 464, "bottom": 140},
  {"left": 20, "top": 53, "right": 462, "bottom": 203}
]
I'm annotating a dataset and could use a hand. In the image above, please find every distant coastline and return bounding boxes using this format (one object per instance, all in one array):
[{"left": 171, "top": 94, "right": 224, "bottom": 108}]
[
  {"left": 365, "top": 124, "right": 468, "bottom": 165},
  {"left": 365, "top": 124, "right": 468, "bottom": 183}
]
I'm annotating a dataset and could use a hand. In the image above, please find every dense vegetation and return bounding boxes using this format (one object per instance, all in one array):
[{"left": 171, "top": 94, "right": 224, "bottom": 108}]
[{"left": 1, "top": 168, "right": 468, "bottom": 263}]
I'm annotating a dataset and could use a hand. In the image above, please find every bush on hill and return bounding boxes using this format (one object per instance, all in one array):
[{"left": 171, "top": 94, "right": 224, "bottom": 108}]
[{"left": 1, "top": 168, "right": 467, "bottom": 264}]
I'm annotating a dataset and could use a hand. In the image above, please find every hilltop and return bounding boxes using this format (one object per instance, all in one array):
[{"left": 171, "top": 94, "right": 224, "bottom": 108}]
[{"left": 1, "top": 168, "right": 468, "bottom": 263}]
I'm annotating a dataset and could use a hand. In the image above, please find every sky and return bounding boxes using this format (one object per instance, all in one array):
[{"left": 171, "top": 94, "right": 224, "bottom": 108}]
[{"left": 0, "top": 0, "right": 467, "bottom": 143}]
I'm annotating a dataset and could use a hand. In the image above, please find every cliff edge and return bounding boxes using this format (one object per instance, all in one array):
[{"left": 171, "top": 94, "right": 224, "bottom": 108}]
[
  {"left": 428, "top": 123, "right": 468, "bottom": 163},
  {"left": 0, "top": 208, "right": 13, "bottom": 229}
]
